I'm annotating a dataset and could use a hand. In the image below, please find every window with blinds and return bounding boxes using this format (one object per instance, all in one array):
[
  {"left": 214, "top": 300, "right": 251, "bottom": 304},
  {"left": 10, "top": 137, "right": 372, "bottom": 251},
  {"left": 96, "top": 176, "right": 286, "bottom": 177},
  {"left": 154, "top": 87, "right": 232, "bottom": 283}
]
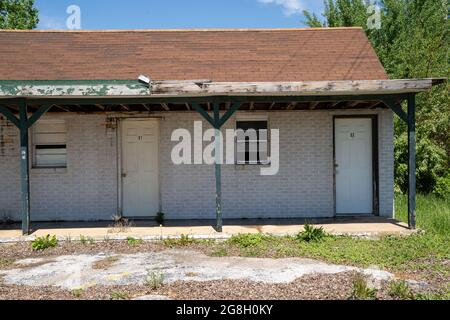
[{"left": 32, "top": 120, "right": 67, "bottom": 168}]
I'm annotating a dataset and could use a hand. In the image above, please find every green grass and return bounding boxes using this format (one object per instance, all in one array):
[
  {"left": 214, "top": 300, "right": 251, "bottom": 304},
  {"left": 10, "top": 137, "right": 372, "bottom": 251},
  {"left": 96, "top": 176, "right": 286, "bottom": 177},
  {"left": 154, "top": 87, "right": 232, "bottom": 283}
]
[
  {"left": 210, "top": 194, "right": 450, "bottom": 280},
  {"left": 395, "top": 193, "right": 450, "bottom": 236}
]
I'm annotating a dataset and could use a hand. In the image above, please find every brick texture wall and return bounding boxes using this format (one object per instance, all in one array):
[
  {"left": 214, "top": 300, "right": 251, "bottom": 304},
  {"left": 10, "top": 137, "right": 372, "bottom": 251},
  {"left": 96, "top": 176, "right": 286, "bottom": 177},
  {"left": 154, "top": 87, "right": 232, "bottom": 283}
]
[{"left": 0, "top": 110, "right": 394, "bottom": 222}]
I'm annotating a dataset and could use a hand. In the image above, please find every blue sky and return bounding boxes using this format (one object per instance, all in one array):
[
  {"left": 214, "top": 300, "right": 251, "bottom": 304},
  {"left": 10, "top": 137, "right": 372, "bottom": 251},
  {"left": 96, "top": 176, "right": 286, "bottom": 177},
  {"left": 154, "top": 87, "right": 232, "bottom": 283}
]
[{"left": 36, "top": 0, "right": 324, "bottom": 30}]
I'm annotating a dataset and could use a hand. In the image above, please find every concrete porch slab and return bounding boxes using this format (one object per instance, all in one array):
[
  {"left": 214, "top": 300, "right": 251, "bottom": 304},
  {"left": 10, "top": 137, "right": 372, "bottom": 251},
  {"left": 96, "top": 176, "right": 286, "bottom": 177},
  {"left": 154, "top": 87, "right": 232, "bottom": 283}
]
[{"left": 0, "top": 217, "right": 414, "bottom": 243}]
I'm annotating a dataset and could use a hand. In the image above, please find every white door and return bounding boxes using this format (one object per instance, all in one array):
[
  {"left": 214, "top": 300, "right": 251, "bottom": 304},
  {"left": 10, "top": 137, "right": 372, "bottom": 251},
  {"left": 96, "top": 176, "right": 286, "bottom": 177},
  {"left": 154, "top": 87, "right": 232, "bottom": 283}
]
[
  {"left": 122, "top": 119, "right": 160, "bottom": 218},
  {"left": 335, "top": 118, "right": 373, "bottom": 215}
]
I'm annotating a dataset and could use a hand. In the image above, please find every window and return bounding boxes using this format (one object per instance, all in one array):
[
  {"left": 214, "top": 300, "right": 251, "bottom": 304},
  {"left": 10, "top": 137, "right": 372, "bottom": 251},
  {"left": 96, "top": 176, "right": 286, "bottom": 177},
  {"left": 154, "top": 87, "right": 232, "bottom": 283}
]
[
  {"left": 32, "top": 120, "right": 67, "bottom": 168},
  {"left": 236, "top": 120, "right": 269, "bottom": 165}
]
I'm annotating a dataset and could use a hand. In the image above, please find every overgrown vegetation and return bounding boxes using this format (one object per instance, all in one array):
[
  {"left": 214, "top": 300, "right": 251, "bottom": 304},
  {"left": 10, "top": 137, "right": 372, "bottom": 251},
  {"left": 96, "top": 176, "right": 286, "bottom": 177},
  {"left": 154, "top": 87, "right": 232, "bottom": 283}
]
[
  {"left": 145, "top": 270, "right": 165, "bottom": 290},
  {"left": 350, "top": 273, "right": 377, "bottom": 300},
  {"left": 127, "top": 237, "right": 143, "bottom": 246},
  {"left": 79, "top": 235, "right": 95, "bottom": 245},
  {"left": 31, "top": 235, "right": 58, "bottom": 251},
  {"left": 388, "top": 280, "right": 415, "bottom": 300},
  {"left": 296, "top": 224, "right": 328, "bottom": 242},
  {"left": 395, "top": 193, "right": 450, "bottom": 236},
  {"left": 109, "top": 291, "right": 130, "bottom": 300},
  {"left": 164, "top": 234, "right": 197, "bottom": 247},
  {"left": 0, "top": 257, "right": 14, "bottom": 269},
  {"left": 304, "top": 0, "right": 449, "bottom": 196},
  {"left": 228, "top": 233, "right": 270, "bottom": 248}
]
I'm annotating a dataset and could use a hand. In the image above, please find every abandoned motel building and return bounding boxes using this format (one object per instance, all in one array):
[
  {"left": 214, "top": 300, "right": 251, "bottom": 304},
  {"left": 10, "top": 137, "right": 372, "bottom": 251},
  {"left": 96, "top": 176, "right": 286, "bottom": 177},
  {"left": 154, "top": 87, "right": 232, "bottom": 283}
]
[{"left": 0, "top": 27, "right": 445, "bottom": 235}]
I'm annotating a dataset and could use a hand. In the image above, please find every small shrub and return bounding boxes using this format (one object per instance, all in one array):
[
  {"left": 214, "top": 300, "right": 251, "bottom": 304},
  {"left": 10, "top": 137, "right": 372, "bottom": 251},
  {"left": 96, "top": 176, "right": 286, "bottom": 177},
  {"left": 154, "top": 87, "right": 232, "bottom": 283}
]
[
  {"left": 127, "top": 237, "right": 143, "bottom": 246},
  {"left": 109, "top": 291, "right": 130, "bottom": 300},
  {"left": 388, "top": 280, "right": 415, "bottom": 300},
  {"left": 155, "top": 212, "right": 165, "bottom": 225},
  {"left": 297, "top": 223, "right": 327, "bottom": 242},
  {"left": 145, "top": 271, "right": 165, "bottom": 290},
  {"left": 71, "top": 289, "right": 83, "bottom": 298},
  {"left": 31, "top": 235, "right": 58, "bottom": 251},
  {"left": 79, "top": 235, "right": 95, "bottom": 245},
  {"left": 0, "top": 258, "right": 15, "bottom": 269},
  {"left": 110, "top": 215, "right": 133, "bottom": 232},
  {"left": 164, "top": 234, "right": 195, "bottom": 247},
  {"left": 350, "top": 273, "right": 377, "bottom": 300},
  {"left": 433, "top": 171, "right": 450, "bottom": 199},
  {"left": 228, "top": 233, "right": 268, "bottom": 248}
]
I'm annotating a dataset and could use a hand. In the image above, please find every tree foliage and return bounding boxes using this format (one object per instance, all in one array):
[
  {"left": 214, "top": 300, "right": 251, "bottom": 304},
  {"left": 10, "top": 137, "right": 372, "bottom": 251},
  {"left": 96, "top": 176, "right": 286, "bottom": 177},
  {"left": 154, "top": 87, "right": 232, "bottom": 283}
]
[
  {"left": 0, "top": 0, "right": 38, "bottom": 29},
  {"left": 304, "top": 0, "right": 449, "bottom": 195}
]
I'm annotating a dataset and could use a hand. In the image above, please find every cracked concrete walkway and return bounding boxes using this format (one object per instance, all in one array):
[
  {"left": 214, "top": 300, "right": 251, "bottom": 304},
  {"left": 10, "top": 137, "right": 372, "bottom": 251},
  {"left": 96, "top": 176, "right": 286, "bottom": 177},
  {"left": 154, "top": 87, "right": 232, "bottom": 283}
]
[{"left": 0, "top": 249, "right": 394, "bottom": 290}]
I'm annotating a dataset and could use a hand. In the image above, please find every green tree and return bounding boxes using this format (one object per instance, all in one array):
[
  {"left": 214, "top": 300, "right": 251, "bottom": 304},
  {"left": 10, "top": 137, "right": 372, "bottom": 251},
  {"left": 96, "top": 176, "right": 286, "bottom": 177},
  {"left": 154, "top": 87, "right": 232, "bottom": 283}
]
[
  {"left": 304, "top": 0, "right": 449, "bottom": 195},
  {"left": 0, "top": 0, "right": 38, "bottom": 29}
]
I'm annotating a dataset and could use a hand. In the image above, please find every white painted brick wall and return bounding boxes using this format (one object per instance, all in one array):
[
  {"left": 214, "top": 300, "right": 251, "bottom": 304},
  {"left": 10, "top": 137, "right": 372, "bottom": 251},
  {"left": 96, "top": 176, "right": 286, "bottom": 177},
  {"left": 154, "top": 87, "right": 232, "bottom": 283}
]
[{"left": 0, "top": 109, "right": 394, "bottom": 222}]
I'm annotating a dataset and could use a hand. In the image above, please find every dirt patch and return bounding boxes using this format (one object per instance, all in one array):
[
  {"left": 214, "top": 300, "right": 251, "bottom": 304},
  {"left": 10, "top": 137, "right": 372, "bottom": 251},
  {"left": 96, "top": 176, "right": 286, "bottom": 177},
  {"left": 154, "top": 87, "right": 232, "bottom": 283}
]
[{"left": 91, "top": 256, "right": 120, "bottom": 270}]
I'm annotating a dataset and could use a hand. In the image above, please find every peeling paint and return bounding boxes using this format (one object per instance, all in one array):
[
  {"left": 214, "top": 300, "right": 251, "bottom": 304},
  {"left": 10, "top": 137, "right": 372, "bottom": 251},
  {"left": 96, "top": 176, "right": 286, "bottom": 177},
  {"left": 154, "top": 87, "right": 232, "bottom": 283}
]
[{"left": 0, "top": 80, "right": 150, "bottom": 97}]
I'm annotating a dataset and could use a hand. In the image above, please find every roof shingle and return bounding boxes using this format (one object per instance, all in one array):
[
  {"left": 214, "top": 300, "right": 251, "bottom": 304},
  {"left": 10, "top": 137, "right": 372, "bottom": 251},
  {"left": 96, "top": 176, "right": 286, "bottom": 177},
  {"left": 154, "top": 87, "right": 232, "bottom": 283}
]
[{"left": 0, "top": 28, "right": 388, "bottom": 81}]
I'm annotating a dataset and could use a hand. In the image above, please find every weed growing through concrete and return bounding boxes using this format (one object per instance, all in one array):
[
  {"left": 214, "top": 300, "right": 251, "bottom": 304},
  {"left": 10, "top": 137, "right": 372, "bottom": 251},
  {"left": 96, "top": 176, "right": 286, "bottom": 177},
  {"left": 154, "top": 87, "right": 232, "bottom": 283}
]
[
  {"left": 127, "top": 237, "right": 143, "bottom": 246},
  {"left": 297, "top": 224, "right": 328, "bottom": 242},
  {"left": 31, "top": 235, "right": 58, "bottom": 251},
  {"left": 350, "top": 273, "right": 377, "bottom": 300},
  {"left": 145, "top": 270, "right": 165, "bottom": 290},
  {"left": 79, "top": 235, "right": 95, "bottom": 245},
  {"left": 109, "top": 291, "right": 130, "bottom": 300},
  {"left": 388, "top": 280, "right": 415, "bottom": 300}
]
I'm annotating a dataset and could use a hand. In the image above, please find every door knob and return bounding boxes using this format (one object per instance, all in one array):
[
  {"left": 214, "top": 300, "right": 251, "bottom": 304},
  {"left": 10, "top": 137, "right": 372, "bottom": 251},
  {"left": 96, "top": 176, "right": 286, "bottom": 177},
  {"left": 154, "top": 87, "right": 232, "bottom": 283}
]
[{"left": 122, "top": 173, "right": 127, "bottom": 178}]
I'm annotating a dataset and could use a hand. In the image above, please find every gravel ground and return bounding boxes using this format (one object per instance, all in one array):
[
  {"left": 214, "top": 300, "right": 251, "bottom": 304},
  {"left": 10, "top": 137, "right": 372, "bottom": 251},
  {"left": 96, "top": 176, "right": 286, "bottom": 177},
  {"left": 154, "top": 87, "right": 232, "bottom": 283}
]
[
  {"left": 0, "top": 241, "right": 446, "bottom": 300},
  {"left": 0, "top": 272, "right": 375, "bottom": 300}
]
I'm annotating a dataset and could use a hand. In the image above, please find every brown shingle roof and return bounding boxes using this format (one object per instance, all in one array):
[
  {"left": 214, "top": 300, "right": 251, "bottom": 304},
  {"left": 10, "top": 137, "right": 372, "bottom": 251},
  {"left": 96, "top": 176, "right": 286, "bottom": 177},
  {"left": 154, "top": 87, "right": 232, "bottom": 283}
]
[{"left": 0, "top": 28, "right": 388, "bottom": 81}]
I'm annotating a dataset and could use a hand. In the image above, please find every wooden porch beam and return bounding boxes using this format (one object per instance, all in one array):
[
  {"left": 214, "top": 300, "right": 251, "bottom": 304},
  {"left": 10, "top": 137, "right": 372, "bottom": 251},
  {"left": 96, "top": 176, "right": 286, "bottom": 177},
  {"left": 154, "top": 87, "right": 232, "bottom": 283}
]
[
  {"left": 185, "top": 103, "right": 191, "bottom": 111},
  {"left": 287, "top": 102, "right": 297, "bottom": 110},
  {"left": 383, "top": 99, "right": 408, "bottom": 123},
  {"left": 161, "top": 103, "right": 170, "bottom": 111}
]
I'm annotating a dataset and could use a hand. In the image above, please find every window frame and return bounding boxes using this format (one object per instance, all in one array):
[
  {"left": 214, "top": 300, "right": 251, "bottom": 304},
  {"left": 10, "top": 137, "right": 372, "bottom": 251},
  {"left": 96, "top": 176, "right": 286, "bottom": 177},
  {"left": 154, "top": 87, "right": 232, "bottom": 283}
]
[
  {"left": 235, "top": 115, "right": 270, "bottom": 166},
  {"left": 32, "top": 119, "right": 68, "bottom": 169}
]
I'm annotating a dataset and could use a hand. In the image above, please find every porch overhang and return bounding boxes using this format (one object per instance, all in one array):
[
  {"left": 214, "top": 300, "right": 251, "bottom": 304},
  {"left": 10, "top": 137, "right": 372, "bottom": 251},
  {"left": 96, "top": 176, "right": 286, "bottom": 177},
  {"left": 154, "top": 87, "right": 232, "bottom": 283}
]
[{"left": 0, "top": 77, "right": 446, "bottom": 235}]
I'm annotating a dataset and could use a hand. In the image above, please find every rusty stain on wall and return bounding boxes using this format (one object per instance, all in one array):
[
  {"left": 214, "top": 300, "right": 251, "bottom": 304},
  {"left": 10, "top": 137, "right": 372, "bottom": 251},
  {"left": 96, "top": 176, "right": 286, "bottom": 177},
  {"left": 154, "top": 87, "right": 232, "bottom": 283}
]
[{"left": 0, "top": 115, "right": 18, "bottom": 157}]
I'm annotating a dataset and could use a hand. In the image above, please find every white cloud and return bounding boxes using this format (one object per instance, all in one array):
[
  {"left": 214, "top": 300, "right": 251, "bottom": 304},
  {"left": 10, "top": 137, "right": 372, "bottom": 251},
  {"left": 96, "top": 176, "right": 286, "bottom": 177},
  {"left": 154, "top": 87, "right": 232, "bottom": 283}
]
[{"left": 258, "top": 0, "right": 304, "bottom": 16}]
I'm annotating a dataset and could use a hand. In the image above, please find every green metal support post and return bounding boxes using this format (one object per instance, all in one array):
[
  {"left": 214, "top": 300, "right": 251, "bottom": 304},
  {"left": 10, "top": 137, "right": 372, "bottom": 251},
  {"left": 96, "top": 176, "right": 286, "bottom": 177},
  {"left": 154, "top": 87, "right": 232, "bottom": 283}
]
[
  {"left": 407, "top": 94, "right": 417, "bottom": 229},
  {"left": 19, "top": 100, "right": 31, "bottom": 235},
  {"left": 213, "top": 104, "right": 223, "bottom": 232},
  {"left": 0, "top": 102, "right": 53, "bottom": 235},
  {"left": 192, "top": 102, "right": 241, "bottom": 232}
]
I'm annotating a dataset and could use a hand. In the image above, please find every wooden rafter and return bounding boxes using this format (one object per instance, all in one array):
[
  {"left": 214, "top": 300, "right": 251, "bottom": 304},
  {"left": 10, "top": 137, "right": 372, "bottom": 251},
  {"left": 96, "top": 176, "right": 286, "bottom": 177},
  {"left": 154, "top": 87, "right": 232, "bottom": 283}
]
[
  {"left": 185, "top": 103, "right": 191, "bottom": 111},
  {"left": 309, "top": 101, "right": 320, "bottom": 110},
  {"left": 53, "top": 105, "right": 71, "bottom": 112},
  {"left": 161, "top": 103, "right": 170, "bottom": 111},
  {"left": 287, "top": 102, "right": 298, "bottom": 110}
]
